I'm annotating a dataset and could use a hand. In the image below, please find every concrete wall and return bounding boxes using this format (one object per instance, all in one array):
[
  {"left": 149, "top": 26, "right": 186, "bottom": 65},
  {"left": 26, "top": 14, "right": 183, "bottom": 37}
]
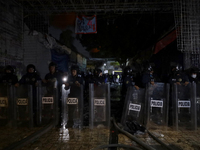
[{"left": 23, "top": 25, "right": 51, "bottom": 79}]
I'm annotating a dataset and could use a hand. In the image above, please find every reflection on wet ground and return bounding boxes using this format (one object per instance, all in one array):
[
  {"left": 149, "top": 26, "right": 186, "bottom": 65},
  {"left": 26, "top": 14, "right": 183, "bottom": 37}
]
[
  {"left": 0, "top": 125, "right": 198, "bottom": 150},
  {"left": 0, "top": 126, "right": 43, "bottom": 149}
]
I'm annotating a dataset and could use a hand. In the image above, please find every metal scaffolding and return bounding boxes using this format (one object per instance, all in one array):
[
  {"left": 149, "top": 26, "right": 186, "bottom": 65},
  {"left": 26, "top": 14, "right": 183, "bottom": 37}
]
[
  {"left": 15, "top": 0, "right": 173, "bottom": 15},
  {"left": 173, "top": 0, "right": 200, "bottom": 54},
  {"left": 173, "top": 0, "right": 200, "bottom": 68}
]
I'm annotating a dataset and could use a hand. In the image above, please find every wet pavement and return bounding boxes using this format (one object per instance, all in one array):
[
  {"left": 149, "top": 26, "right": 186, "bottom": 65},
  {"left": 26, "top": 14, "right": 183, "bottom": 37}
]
[
  {"left": 0, "top": 126, "right": 43, "bottom": 149},
  {"left": 0, "top": 125, "right": 199, "bottom": 150}
]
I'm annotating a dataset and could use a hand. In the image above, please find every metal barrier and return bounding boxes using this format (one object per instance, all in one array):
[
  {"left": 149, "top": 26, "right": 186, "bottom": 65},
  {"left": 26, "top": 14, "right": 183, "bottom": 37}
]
[
  {"left": 0, "top": 83, "right": 13, "bottom": 126},
  {"left": 172, "top": 83, "right": 196, "bottom": 130},
  {"left": 89, "top": 83, "right": 110, "bottom": 129},
  {"left": 145, "top": 82, "right": 169, "bottom": 130},
  {"left": 61, "top": 84, "right": 83, "bottom": 128},
  {"left": 121, "top": 86, "right": 145, "bottom": 127}
]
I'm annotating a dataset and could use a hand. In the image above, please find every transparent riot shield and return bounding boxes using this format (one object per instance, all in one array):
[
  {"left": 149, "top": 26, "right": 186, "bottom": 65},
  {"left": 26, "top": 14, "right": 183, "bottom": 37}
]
[
  {"left": 62, "top": 84, "right": 83, "bottom": 128},
  {"left": 121, "top": 86, "right": 145, "bottom": 127},
  {"left": 196, "top": 83, "right": 200, "bottom": 127},
  {"left": 13, "top": 85, "right": 33, "bottom": 128},
  {"left": 172, "top": 83, "right": 196, "bottom": 130},
  {"left": 0, "top": 83, "right": 13, "bottom": 126},
  {"left": 145, "top": 82, "right": 169, "bottom": 130},
  {"left": 89, "top": 83, "right": 110, "bottom": 129},
  {"left": 37, "top": 82, "right": 58, "bottom": 126}
]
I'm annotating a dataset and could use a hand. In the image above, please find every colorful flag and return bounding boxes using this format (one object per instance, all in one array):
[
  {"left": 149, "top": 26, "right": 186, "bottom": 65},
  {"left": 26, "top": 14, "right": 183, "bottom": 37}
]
[
  {"left": 75, "top": 15, "right": 97, "bottom": 34},
  {"left": 154, "top": 29, "right": 177, "bottom": 54}
]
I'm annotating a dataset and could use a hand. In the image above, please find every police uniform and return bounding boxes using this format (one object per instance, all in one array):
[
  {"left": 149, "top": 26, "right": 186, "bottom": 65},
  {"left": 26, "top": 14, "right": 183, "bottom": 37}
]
[
  {"left": 188, "top": 68, "right": 200, "bottom": 84},
  {"left": 168, "top": 71, "right": 189, "bottom": 84},
  {"left": 65, "top": 65, "right": 84, "bottom": 127},
  {"left": 93, "top": 69, "right": 105, "bottom": 86},
  {"left": 19, "top": 64, "right": 41, "bottom": 86},
  {"left": 141, "top": 65, "right": 159, "bottom": 88},
  {"left": 44, "top": 62, "right": 62, "bottom": 89},
  {"left": 18, "top": 64, "right": 41, "bottom": 126},
  {"left": 85, "top": 71, "right": 94, "bottom": 88},
  {"left": 0, "top": 65, "right": 18, "bottom": 85}
]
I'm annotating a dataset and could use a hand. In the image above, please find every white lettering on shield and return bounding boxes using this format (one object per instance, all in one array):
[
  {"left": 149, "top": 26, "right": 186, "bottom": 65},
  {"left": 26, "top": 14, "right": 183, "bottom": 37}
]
[
  {"left": 129, "top": 103, "right": 141, "bottom": 112},
  {"left": 0, "top": 97, "right": 8, "bottom": 107},
  {"left": 67, "top": 98, "right": 78, "bottom": 104},
  {"left": 42, "top": 97, "right": 54, "bottom": 104},
  {"left": 94, "top": 99, "right": 106, "bottom": 106},
  {"left": 17, "top": 98, "right": 28, "bottom": 105},
  {"left": 178, "top": 100, "right": 190, "bottom": 108},
  {"left": 151, "top": 100, "right": 163, "bottom": 108}
]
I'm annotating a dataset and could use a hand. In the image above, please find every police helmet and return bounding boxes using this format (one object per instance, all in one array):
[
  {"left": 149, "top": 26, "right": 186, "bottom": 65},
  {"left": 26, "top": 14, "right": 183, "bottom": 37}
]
[
  {"left": 49, "top": 62, "right": 57, "bottom": 69},
  {"left": 71, "top": 65, "right": 79, "bottom": 72},
  {"left": 190, "top": 68, "right": 199, "bottom": 74},
  {"left": 147, "top": 65, "right": 153, "bottom": 72},
  {"left": 123, "top": 66, "right": 131, "bottom": 75},
  {"left": 5, "top": 65, "right": 14, "bottom": 74},
  {"left": 26, "top": 64, "right": 35, "bottom": 72},
  {"left": 171, "top": 62, "right": 182, "bottom": 72}
]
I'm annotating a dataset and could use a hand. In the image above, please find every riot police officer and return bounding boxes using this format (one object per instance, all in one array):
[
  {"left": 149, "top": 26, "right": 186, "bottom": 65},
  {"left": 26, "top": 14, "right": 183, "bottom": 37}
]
[
  {"left": 188, "top": 68, "right": 200, "bottom": 84},
  {"left": 18, "top": 64, "right": 41, "bottom": 126},
  {"left": 64, "top": 65, "right": 84, "bottom": 128},
  {"left": 43, "top": 62, "right": 62, "bottom": 88},
  {"left": 0, "top": 65, "right": 18, "bottom": 86},
  {"left": 64, "top": 65, "right": 84, "bottom": 90},
  {"left": 168, "top": 68, "right": 189, "bottom": 85},
  {"left": 121, "top": 66, "right": 139, "bottom": 97},
  {"left": 93, "top": 69, "right": 106, "bottom": 86},
  {"left": 141, "top": 65, "right": 159, "bottom": 88},
  {"left": 85, "top": 69, "right": 94, "bottom": 88},
  {"left": 19, "top": 64, "right": 41, "bottom": 86},
  {"left": 43, "top": 62, "right": 62, "bottom": 126}
]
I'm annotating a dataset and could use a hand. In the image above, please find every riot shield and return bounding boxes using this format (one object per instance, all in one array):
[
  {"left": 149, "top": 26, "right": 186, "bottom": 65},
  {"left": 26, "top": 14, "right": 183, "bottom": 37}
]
[
  {"left": 121, "top": 86, "right": 145, "bottom": 127},
  {"left": 61, "top": 84, "right": 83, "bottom": 128},
  {"left": 13, "top": 85, "right": 33, "bottom": 128},
  {"left": 172, "top": 83, "right": 196, "bottom": 130},
  {"left": 89, "top": 83, "right": 110, "bottom": 129},
  {"left": 0, "top": 83, "right": 13, "bottom": 126},
  {"left": 37, "top": 82, "right": 58, "bottom": 126},
  {"left": 145, "top": 82, "right": 169, "bottom": 130},
  {"left": 197, "top": 83, "right": 200, "bottom": 127}
]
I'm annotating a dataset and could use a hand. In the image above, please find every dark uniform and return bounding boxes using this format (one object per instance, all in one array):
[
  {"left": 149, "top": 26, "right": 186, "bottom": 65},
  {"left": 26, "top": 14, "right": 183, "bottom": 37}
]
[
  {"left": 65, "top": 65, "right": 84, "bottom": 90},
  {"left": 19, "top": 64, "right": 41, "bottom": 126},
  {"left": 0, "top": 65, "right": 18, "bottom": 85},
  {"left": 121, "top": 67, "right": 133, "bottom": 96},
  {"left": 168, "top": 67, "right": 189, "bottom": 126},
  {"left": 65, "top": 65, "right": 84, "bottom": 127},
  {"left": 93, "top": 69, "right": 106, "bottom": 86},
  {"left": 168, "top": 71, "right": 189, "bottom": 85},
  {"left": 85, "top": 70, "right": 94, "bottom": 87},
  {"left": 44, "top": 62, "right": 62, "bottom": 126},
  {"left": 188, "top": 68, "right": 200, "bottom": 84},
  {"left": 19, "top": 64, "right": 41, "bottom": 86},
  {"left": 44, "top": 62, "right": 62, "bottom": 91},
  {"left": 141, "top": 65, "right": 159, "bottom": 88},
  {"left": 121, "top": 66, "right": 139, "bottom": 98}
]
